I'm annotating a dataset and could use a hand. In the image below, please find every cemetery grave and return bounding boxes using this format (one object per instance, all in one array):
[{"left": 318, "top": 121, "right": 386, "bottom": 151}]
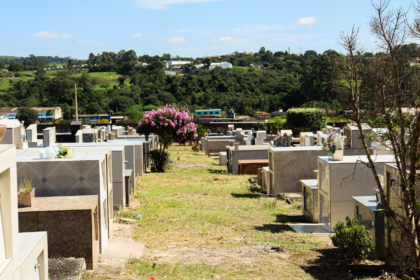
[
  {"left": 0, "top": 116, "right": 394, "bottom": 279},
  {"left": 81, "top": 144, "right": 387, "bottom": 280}
]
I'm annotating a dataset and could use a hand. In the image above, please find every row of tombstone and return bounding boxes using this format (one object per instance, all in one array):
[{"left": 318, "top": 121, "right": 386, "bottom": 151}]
[
  {"left": 273, "top": 130, "right": 293, "bottom": 147},
  {"left": 272, "top": 124, "right": 373, "bottom": 148}
]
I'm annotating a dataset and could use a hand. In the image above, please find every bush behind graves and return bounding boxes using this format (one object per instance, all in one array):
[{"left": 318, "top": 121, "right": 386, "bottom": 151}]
[
  {"left": 147, "top": 150, "right": 170, "bottom": 172},
  {"left": 331, "top": 216, "right": 374, "bottom": 262},
  {"left": 286, "top": 108, "right": 327, "bottom": 132}
]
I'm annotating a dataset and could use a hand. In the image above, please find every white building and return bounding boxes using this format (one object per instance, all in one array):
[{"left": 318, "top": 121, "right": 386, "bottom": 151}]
[
  {"left": 193, "top": 62, "right": 233, "bottom": 73},
  {"left": 209, "top": 62, "right": 233, "bottom": 70},
  {"left": 165, "top": 60, "right": 192, "bottom": 69}
]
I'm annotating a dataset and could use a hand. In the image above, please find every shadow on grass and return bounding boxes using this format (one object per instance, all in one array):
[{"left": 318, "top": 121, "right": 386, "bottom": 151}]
[
  {"left": 231, "top": 186, "right": 262, "bottom": 199},
  {"left": 249, "top": 186, "right": 261, "bottom": 193},
  {"left": 254, "top": 224, "right": 294, "bottom": 233},
  {"left": 231, "top": 193, "right": 261, "bottom": 199},
  {"left": 275, "top": 214, "right": 307, "bottom": 224},
  {"left": 207, "top": 169, "right": 227, "bottom": 175},
  {"left": 301, "top": 248, "right": 389, "bottom": 279}
]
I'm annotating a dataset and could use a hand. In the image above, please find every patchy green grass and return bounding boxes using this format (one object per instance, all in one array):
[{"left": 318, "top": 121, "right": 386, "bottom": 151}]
[
  {"left": 87, "top": 72, "right": 120, "bottom": 79},
  {"left": 327, "top": 116, "right": 351, "bottom": 124},
  {"left": 82, "top": 145, "right": 386, "bottom": 279},
  {"left": 0, "top": 71, "right": 128, "bottom": 93},
  {"left": 0, "top": 78, "right": 27, "bottom": 90}
]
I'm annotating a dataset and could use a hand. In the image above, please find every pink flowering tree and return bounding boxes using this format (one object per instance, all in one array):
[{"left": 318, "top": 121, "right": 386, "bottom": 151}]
[{"left": 138, "top": 104, "right": 198, "bottom": 171}]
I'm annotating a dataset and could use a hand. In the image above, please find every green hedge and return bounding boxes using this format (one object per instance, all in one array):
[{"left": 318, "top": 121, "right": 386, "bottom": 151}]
[{"left": 286, "top": 108, "right": 327, "bottom": 132}]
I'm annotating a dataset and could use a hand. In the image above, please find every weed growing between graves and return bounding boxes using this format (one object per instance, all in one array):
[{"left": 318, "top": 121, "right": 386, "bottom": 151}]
[{"left": 85, "top": 144, "right": 386, "bottom": 280}]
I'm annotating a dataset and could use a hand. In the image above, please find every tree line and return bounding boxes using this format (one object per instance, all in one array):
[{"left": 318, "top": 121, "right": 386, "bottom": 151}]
[{"left": 0, "top": 43, "right": 418, "bottom": 122}]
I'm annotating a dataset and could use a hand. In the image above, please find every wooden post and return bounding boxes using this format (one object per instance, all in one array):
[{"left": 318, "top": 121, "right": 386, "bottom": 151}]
[{"left": 75, "top": 84, "right": 78, "bottom": 121}]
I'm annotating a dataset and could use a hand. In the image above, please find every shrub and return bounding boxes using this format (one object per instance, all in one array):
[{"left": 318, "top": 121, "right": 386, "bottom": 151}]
[
  {"left": 193, "top": 124, "right": 208, "bottom": 145},
  {"left": 18, "top": 177, "right": 32, "bottom": 195},
  {"left": 17, "top": 107, "right": 38, "bottom": 124},
  {"left": 97, "top": 119, "right": 110, "bottom": 125},
  {"left": 147, "top": 150, "right": 169, "bottom": 172},
  {"left": 252, "top": 123, "right": 268, "bottom": 131},
  {"left": 286, "top": 108, "right": 327, "bottom": 132},
  {"left": 331, "top": 216, "right": 374, "bottom": 262}
]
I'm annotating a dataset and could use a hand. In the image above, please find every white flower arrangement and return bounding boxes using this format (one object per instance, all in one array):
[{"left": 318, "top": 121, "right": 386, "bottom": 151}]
[{"left": 322, "top": 132, "right": 344, "bottom": 154}]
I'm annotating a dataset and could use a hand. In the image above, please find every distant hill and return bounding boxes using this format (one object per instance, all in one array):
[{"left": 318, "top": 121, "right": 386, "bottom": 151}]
[
  {"left": 0, "top": 55, "right": 74, "bottom": 67},
  {"left": 0, "top": 56, "right": 21, "bottom": 59}
]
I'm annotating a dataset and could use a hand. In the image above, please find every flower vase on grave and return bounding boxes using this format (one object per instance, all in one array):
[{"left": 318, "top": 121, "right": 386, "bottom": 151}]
[
  {"left": 322, "top": 132, "right": 344, "bottom": 161},
  {"left": 332, "top": 150, "right": 344, "bottom": 161},
  {"left": 18, "top": 188, "right": 35, "bottom": 208}
]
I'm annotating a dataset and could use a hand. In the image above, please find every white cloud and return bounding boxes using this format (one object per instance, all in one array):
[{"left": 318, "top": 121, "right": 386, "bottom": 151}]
[
  {"left": 60, "top": 34, "right": 74, "bottom": 39},
  {"left": 131, "top": 33, "right": 143, "bottom": 38},
  {"left": 233, "top": 24, "right": 283, "bottom": 33},
  {"left": 212, "top": 36, "right": 233, "bottom": 43},
  {"left": 30, "top": 31, "right": 74, "bottom": 39},
  {"left": 77, "top": 40, "right": 105, "bottom": 46},
  {"left": 133, "top": 0, "right": 223, "bottom": 10},
  {"left": 166, "top": 37, "right": 187, "bottom": 44},
  {"left": 297, "top": 17, "right": 317, "bottom": 26}
]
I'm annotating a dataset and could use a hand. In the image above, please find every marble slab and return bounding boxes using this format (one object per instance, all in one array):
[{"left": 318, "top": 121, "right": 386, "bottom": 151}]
[
  {"left": 238, "top": 159, "right": 269, "bottom": 175},
  {"left": 18, "top": 196, "right": 98, "bottom": 269},
  {"left": 227, "top": 145, "right": 269, "bottom": 174},
  {"left": 16, "top": 150, "right": 110, "bottom": 254}
]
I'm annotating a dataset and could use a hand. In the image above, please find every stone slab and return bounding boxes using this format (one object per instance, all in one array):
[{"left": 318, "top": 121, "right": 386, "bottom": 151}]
[
  {"left": 48, "top": 258, "right": 86, "bottom": 280},
  {"left": 100, "top": 239, "right": 145, "bottom": 260},
  {"left": 238, "top": 159, "right": 269, "bottom": 175},
  {"left": 19, "top": 196, "right": 99, "bottom": 270}
]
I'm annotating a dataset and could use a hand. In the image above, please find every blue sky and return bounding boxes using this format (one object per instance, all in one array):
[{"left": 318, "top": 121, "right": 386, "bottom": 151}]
[{"left": 1, "top": 0, "right": 418, "bottom": 59}]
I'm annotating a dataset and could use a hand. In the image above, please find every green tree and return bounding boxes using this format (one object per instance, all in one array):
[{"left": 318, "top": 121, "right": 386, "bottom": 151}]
[
  {"left": 8, "top": 62, "right": 23, "bottom": 72},
  {"left": 245, "top": 108, "right": 259, "bottom": 119},
  {"left": 22, "top": 55, "right": 49, "bottom": 70},
  {"left": 203, "top": 58, "right": 211, "bottom": 69},
  {"left": 17, "top": 108, "right": 38, "bottom": 124},
  {"left": 304, "top": 50, "right": 318, "bottom": 57},
  {"left": 158, "top": 91, "right": 175, "bottom": 104},
  {"left": 126, "top": 105, "right": 143, "bottom": 122},
  {"left": 100, "top": 79, "right": 111, "bottom": 94},
  {"left": 67, "top": 59, "right": 74, "bottom": 72},
  {"left": 161, "top": 53, "right": 171, "bottom": 60}
]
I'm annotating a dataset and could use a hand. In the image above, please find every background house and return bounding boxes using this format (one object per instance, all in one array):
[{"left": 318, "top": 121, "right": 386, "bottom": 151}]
[{"left": 0, "top": 107, "right": 62, "bottom": 120}]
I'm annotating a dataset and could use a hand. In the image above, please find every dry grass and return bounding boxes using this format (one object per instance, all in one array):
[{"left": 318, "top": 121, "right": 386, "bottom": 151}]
[{"left": 85, "top": 144, "right": 386, "bottom": 280}]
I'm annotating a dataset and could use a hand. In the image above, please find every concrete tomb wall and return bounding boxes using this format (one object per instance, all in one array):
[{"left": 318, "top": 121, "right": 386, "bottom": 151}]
[
  {"left": 19, "top": 196, "right": 99, "bottom": 270},
  {"left": 227, "top": 146, "right": 269, "bottom": 174},
  {"left": 16, "top": 149, "right": 111, "bottom": 254}
]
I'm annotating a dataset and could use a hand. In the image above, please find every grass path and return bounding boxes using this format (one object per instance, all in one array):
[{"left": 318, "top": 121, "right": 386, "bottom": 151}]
[{"left": 88, "top": 145, "right": 383, "bottom": 280}]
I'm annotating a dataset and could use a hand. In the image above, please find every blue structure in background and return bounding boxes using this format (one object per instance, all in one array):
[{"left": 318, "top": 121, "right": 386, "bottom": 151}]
[
  {"left": 195, "top": 109, "right": 222, "bottom": 118},
  {"left": 3, "top": 113, "right": 17, "bottom": 119},
  {"left": 74, "top": 114, "right": 111, "bottom": 123}
]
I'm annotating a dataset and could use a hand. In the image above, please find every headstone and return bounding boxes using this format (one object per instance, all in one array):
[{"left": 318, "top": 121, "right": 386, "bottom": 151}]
[
  {"left": 305, "top": 134, "right": 314, "bottom": 146},
  {"left": 317, "top": 131, "right": 327, "bottom": 146},
  {"left": 275, "top": 136, "right": 283, "bottom": 147},
  {"left": 43, "top": 127, "right": 56, "bottom": 147},
  {"left": 26, "top": 124, "right": 37, "bottom": 142}
]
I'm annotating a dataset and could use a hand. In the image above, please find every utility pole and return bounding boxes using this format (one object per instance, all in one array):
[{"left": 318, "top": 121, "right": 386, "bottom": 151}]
[{"left": 75, "top": 84, "right": 78, "bottom": 121}]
